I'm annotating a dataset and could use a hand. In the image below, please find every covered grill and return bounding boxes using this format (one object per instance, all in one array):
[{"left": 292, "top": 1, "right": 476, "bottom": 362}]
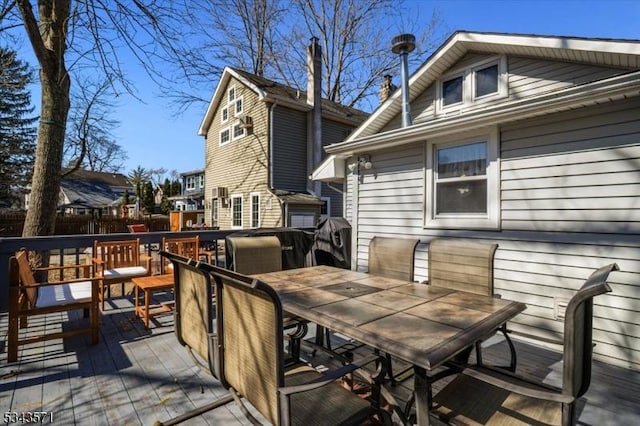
[{"left": 312, "top": 217, "right": 351, "bottom": 269}]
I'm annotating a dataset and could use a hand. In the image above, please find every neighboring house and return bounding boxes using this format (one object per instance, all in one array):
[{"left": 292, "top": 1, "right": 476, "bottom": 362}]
[
  {"left": 25, "top": 169, "right": 132, "bottom": 216},
  {"left": 314, "top": 31, "right": 640, "bottom": 371},
  {"left": 198, "top": 38, "right": 369, "bottom": 230},
  {"left": 170, "top": 168, "right": 205, "bottom": 211}
]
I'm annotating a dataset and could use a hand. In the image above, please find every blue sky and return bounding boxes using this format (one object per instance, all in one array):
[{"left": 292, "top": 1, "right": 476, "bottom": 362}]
[{"left": 21, "top": 0, "right": 640, "bottom": 176}]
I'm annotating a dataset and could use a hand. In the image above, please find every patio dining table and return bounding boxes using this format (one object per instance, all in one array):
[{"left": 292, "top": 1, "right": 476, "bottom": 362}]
[{"left": 252, "top": 265, "right": 527, "bottom": 426}]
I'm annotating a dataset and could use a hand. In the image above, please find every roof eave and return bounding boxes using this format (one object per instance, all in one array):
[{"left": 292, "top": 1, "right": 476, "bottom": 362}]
[{"left": 326, "top": 71, "right": 640, "bottom": 156}]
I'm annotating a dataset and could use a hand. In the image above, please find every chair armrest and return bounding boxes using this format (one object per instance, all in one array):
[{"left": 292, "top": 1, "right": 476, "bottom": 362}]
[
  {"left": 21, "top": 277, "right": 100, "bottom": 289},
  {"left": 460, "top": 366, "right": 573, "bottom": 404},
  {"left": 92, "top": 257, "right": 105, "bottom": 265},
  {"left": 140, "top": 254, "right": 152, "bottom": 269},
  {"left": 278, "top": 353, "right": 379, "bottom": 397},
  {"left": 34, "top": 264, "right": 93, "bottom": 278}
]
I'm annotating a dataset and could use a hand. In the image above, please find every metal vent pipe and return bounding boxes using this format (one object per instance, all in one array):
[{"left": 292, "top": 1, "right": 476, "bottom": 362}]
[{"left": 391, "top": 34, "right": 416, "bottom": 127}]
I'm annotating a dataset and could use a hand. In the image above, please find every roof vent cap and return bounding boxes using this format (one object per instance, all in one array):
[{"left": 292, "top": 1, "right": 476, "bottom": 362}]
[{"left": 391, "top": 33, "right": 416, "bottom": 54}]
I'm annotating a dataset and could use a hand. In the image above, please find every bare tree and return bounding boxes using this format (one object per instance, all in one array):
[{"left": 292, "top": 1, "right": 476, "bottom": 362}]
[
  {"left": 64, "top": 78, "right": 127, "bottom": 173},
  {"left": 168, "top": 0, "right": 287, "bottom": 113},
  {"left": 6, "top": 1, "right": 183, "bottom": 238},
  {"left": 167, "top": 0, "right": 442, "bottom": 113}
]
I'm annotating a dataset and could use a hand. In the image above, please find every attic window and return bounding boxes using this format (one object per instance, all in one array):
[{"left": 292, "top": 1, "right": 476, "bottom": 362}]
[
  {"left": 437, "top": 56, "right": 506, "bottom": 114},
  {"left": 475, "top": 64, "right": 499, "bottom": 98},
  {"left": 228, "top": 86, "right": 236, "bottom": 102},
  {"left": 221, "top": 107, "right": 229, "bottom": 122},
  {"left": 442, "top": 75, "right": 463, "bottom": 106}
]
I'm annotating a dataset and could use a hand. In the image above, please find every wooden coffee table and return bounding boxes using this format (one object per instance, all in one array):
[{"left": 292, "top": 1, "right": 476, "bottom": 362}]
[{"left": 132, "top": 274, "right": 174, "bottom": 328}]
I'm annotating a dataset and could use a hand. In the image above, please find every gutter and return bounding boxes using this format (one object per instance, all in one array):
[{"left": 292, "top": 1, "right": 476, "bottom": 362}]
[{"left": 326, "top": 71, "right": 640, "bottom": 156}]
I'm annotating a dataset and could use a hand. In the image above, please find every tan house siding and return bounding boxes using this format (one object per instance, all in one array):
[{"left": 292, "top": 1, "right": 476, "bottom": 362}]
[{"left": 204, "top": 76, "right": 282, "bottom": 229}]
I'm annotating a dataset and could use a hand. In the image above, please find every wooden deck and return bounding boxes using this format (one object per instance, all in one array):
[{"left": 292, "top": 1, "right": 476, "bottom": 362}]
[{"left": 1, "top": 293, "right": 639, "bottom": 425}]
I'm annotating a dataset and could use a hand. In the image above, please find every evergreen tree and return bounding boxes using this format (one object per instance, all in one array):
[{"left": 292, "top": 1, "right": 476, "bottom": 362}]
[
  {"left": 0, "top": 48, "right": 37, "bottom": 208},
  {"left": 141, "top": 181, "right": 155, "bottom": 216}
]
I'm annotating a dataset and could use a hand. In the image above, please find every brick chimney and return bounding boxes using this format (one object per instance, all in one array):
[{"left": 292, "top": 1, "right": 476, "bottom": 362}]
[
  {"left": 379, "top": 74, "right": 397, "bottom": 103},
  {"left": 307, "top": 37, "right": 322, "bottom": 196}
]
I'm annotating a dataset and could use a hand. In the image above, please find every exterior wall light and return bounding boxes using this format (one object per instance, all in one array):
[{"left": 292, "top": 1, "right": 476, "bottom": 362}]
[{"left": 347, "top": 155, "right": 373, "bottom": 171}]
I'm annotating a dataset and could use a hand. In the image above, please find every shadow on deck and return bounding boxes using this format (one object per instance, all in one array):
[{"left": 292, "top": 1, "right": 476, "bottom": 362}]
[{"left": 1, "top": 294, "right": 639, "bottom": 425}]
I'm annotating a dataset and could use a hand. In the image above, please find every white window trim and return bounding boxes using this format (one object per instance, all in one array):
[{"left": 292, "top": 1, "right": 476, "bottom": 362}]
[
  {"left": 424, "top": 127, "right": 500, "bottom": 230},
  {"left": 221, "top": 106, "right": 229, "bottom": 123},
  {"left": 436, "top": 55, "right": 507, "bottom": 115},
  {"left": 186, "top": 176, "right": 196, "bottom": 191},
  {"left": 250, "top": 191, "right": 260, "bottom": 228},
  {"left": 219, "top": 127, "right": 230, "bottom": 146},
  {"left": 228, "top": 85, "right": 236, "bottom": 103},
  {"left": 198, "top": 175, "right": 204, "bottom": 189},
  {"left": 234, "top": 96, "right": 244, "bottom": 115},
  {"left": 439, "top": 71, "right": 465, "bottom": 110},
  {"left": 320, "top": 196, "right": 331, "bottom": 218},
  {"left": 212, "top": 198, "right": 218, "bottom": 225},
  {"left": 231, "top": 193, "right": 243, "bottom": 229},
  {"left": 232, "top": 121, "right": 246, "bottom": 141}
]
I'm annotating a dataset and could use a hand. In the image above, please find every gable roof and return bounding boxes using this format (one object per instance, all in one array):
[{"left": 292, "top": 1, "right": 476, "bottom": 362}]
[
  {"left": 198, "top": 67, "right": 369, "bottom": 135},
  {"left": 59, "top": 170, "right": 131, "bottom": 209},
  {"left": 63, "top": 169, "right": 130, "bottom": 187},
  {"left": 327, "top": 31, "right": 640, "bottom": 155}
]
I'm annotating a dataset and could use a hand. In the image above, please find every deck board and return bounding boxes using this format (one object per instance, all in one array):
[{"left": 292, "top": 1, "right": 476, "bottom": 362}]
[{"left": 2, "top": 294, "right": 639, "bottom": 426}]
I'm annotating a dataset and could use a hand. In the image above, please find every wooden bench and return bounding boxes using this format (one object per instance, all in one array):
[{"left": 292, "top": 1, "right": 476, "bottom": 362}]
[{"left": 7, "top": 249, "right": 99, "bottom": 363}]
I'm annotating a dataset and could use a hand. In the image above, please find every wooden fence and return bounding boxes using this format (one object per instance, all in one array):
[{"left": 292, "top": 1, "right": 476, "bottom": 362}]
[{"left": 0, "top": 212, "right": 170, "bottom": 237}]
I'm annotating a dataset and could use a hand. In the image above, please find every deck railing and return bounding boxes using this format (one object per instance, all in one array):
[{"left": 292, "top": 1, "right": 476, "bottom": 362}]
[{"left": 0, "top": 229, "right": 236, "bottom": 312}]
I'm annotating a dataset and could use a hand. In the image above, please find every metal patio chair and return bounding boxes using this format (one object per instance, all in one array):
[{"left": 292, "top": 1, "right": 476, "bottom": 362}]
[
  {"left": 227, "top": 235, "right": 308, "bottom": 364},
  {"left": 431, "top": 263, "right": 618, "bottom": 426},
  {"left": 207, "top": 264, "right": 382, "bottom": 426},
  {"left": 426, "top": 238, "right": 516, "bottom": 371},
  {"left": 154, "top": 251, "right": 233, "bottom": 426}
]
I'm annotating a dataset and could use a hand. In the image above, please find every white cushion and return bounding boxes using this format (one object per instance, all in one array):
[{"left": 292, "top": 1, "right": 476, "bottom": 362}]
[
  {"left": 37, "top": 281, "right": 93, "bottom": 307},
  {"left": 103, "top": 266, "right": 148, "bottom": 279}
]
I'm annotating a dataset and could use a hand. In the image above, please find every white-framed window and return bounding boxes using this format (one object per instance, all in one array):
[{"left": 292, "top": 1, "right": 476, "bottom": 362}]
[
  {"left": 211, "top": 198, "right": 218, "bottom": 226},
  {"left": 425, "top": 127, "right": 500, "bottom": 229},
  {"left": 219, "top": 127, "right": 230, "bottom": 145},
  {"left": 198, "top": 175, "right": 204, "bottom": 189},
  {"left": 441, "top": 73, "right": 464, "bottom": 107},
  {"left": 437, "top": 56, "right": 507, "bottom": 114},
  {"left": 221, "top": 107, "right": 228, "bottom": 123},
  {"left": 231, "top": 194, "right": 243, "bottom": 229},
  {"left": 186, "top": 176, "right": 196, "bottom": 190},
  {"left": 250, "top": 192, "right": 260, "bottom": 228},
  {"left": 235, "top": 96, "right": 243, "bottom": 114},
  {"left": 232, "top": 122, "right": 246, "bottom": 140},
  {"left": 228, "top": 85, "right": 236, "bottom": 103}
]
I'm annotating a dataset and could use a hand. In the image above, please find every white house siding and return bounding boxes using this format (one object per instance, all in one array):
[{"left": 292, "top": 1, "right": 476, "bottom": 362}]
[
  {"left": 346, "top": 96, "right": 640, "bottom": 371},
  {"left": 498, "top": 96, "right": 640, "bottom": 370},
  {"left": 380, "top": 54, "right": 628, "bottom": 134}
]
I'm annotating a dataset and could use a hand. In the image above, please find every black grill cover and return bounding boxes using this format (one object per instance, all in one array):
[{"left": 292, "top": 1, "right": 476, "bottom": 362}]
[
  {"left": 226, "top": 227, "right": 314, "bottom": 270},
  {"left": 313, "top": 217, "right": 351, "bottom": 269}
]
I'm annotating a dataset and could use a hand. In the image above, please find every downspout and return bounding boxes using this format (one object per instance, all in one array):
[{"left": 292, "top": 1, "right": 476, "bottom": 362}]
[
  {"left": 268, "top": 101, "right": 286, "bottom": 226},
  {"left": 307, "top": 37, "right": 323, "bottom": 197}
]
